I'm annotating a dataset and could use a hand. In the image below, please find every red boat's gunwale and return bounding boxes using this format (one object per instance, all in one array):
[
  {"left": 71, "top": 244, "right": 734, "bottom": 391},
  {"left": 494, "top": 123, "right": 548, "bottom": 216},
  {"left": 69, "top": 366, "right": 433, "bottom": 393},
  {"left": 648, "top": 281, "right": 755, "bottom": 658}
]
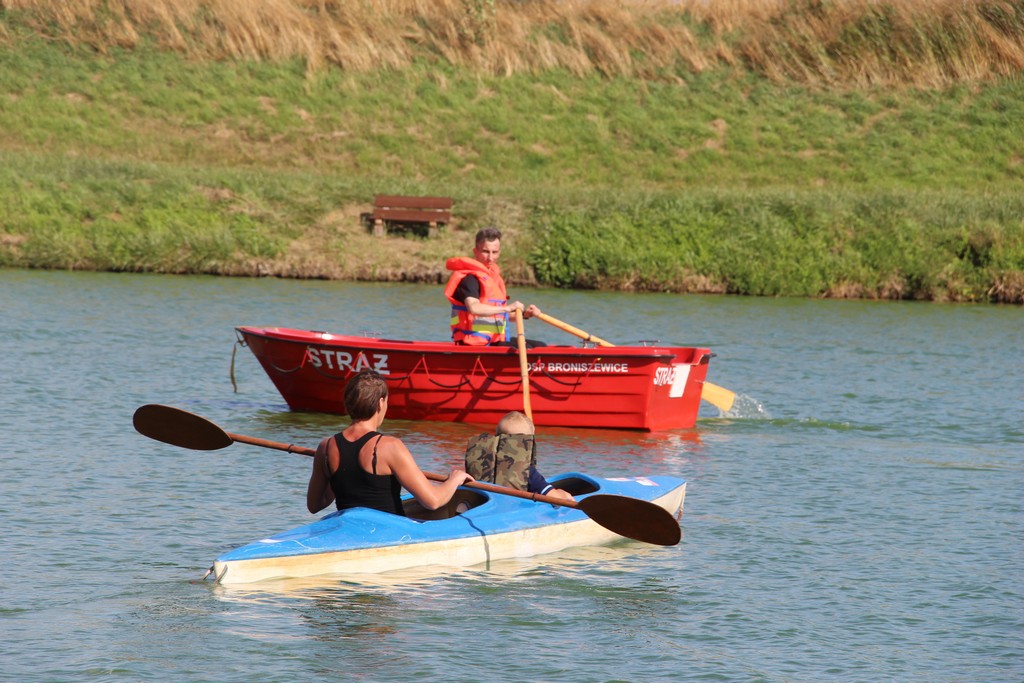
[{"left": 236, "top": 326, "right": 711, "bottom": 431}]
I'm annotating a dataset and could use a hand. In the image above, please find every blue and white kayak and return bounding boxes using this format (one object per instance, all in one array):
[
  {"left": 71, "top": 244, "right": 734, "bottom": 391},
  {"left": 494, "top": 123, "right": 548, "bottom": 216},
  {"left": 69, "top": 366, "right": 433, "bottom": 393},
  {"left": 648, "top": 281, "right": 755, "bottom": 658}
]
[{"left": 211, "top": 472, "right": 685, "bottom": 584}]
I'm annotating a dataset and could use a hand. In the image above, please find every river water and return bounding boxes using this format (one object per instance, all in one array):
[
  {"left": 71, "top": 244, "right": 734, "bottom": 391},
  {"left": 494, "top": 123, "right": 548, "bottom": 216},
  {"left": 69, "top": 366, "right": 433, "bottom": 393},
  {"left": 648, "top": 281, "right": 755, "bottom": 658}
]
[{"left": 2, "top": 268, "right": 1021, "bottom": 682}]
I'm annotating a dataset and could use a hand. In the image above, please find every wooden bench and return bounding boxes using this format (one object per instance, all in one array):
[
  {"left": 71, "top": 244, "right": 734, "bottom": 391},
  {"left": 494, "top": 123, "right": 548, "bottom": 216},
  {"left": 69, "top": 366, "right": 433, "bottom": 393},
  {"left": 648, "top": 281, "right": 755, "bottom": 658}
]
[{"left": 365, "top": 195, "right": 452, "bottom": 238}]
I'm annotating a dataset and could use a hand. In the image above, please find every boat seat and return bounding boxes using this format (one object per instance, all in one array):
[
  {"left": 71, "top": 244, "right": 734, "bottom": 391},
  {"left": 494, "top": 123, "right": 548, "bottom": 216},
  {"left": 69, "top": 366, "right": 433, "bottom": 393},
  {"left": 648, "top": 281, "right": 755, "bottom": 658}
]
[
  {"left": 547, "top": 476, "right": 599, "bottom": 497},
  {"left": 404, "top": 489, "right": 487, "bottom": 521},
  {"left": 401, "top": 478, "right": 597, "bottom": 520}
]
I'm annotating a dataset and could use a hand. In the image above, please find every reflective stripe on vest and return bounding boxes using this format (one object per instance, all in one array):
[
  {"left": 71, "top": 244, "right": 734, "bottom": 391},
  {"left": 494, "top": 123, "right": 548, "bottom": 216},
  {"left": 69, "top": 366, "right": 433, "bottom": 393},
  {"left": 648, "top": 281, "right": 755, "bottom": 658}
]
[{"left": 448, "top": 304, "right": 507, "bottom": 344}]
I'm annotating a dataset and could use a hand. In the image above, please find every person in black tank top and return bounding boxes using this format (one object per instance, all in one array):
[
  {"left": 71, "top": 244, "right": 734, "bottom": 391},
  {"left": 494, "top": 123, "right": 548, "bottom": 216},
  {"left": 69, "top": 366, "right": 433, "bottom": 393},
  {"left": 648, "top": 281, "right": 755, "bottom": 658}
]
[
  {"left": 306, "top": 370, "right": 474, "bottom": 516},
  {"left": 329, "top": 431, "right": 404, "bottom": 515}
]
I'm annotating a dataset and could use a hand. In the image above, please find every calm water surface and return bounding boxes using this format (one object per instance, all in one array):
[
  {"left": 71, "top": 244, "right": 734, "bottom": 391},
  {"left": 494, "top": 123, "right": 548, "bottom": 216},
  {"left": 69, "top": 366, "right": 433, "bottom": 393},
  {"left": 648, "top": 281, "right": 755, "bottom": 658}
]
[{"left": 2, "top": 269, "right": 1021, "bottom": 682}]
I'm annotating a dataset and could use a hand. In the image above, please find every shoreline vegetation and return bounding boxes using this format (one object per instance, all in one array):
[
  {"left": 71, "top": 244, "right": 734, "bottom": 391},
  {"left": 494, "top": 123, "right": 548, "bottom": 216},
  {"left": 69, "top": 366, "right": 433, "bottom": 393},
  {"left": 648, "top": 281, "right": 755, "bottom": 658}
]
[{"left": 1, "top": 0, "right": 1022, "bottom": 303}]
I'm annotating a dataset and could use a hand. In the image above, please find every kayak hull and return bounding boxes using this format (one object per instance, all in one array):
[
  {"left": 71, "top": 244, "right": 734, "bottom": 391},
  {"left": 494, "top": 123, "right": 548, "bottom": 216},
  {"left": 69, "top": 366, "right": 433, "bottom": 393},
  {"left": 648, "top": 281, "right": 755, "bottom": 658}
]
[
  {"left": 211, "top": 473, "right": 685, "bottom": 584},
  {"left": 236, "top": 326, "right": 712, "bottom": 431}
]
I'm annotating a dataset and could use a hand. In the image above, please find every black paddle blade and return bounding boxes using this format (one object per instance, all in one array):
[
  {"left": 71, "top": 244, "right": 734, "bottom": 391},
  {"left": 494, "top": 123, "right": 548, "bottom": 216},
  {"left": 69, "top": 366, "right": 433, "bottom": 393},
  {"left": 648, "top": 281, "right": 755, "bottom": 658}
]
[
  {"left": 133, "top": 404, "right": 234, "bottom": 451},
  {"left": 578, "top": 494, "right": 682, "bottom": 546}
]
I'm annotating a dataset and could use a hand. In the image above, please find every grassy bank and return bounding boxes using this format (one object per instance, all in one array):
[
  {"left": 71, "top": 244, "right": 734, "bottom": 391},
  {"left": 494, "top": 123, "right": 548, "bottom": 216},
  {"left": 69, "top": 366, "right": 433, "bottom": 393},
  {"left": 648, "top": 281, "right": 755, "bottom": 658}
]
[{"left": 1, "top": 1, "right": 1023, "bottom": 302}]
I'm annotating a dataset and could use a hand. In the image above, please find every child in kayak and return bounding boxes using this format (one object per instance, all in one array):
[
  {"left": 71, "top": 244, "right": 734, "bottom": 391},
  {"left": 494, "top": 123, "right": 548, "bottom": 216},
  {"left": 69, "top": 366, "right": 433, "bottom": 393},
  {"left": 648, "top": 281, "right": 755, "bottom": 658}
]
[{"left": 464, "top": 411, "right": 574, "bottom": 501}]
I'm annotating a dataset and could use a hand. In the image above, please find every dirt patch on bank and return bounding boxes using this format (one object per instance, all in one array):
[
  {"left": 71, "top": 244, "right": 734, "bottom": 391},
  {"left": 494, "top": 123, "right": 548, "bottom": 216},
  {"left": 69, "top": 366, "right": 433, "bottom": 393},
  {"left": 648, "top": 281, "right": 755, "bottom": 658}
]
[{"left": 243, "top": 203, "right": 537, "bottom": 285}]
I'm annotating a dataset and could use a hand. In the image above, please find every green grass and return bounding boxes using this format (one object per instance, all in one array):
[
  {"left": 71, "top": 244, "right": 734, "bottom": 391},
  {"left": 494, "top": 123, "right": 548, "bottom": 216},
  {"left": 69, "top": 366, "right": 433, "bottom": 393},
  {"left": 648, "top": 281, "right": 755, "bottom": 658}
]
[
  {"left": 0, "top": 153, "right": 289, "bottom": 272},
  {"left": 1, "top": 34, "right": 1022, "bottom": 301},
  {"left": 530, "top": 189, "right": 1024, "bottom": 301},
  {"left": 3, "top": 38, "right": 1021, "bottom": 188}
]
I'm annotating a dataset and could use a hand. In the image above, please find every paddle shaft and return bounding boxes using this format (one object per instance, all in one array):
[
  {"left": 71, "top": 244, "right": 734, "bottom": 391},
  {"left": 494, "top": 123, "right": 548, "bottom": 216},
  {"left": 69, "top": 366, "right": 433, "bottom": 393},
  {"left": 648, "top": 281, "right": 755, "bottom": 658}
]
[
  {"left": 533, "top": 312, "right": 613, "bottom": 347},
  {"left": 226, "top": 431, "right": 585, "bottom": 509},
  {"left": 533, "top": 311, "right": 736, "bottom": 412},
  {"left": 514, "top": 309, "right": 533, "bottom": 419}
]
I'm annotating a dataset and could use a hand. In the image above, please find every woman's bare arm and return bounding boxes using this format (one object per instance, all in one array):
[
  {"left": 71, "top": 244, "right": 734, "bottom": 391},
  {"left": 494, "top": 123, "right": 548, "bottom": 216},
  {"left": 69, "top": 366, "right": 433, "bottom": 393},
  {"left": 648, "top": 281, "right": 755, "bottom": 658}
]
[
  {"left": 382, "top": 437, "right": 473, "bottom": 510},
  {"left": 306, "top": 438, "right": 336, "bottom": 513}
]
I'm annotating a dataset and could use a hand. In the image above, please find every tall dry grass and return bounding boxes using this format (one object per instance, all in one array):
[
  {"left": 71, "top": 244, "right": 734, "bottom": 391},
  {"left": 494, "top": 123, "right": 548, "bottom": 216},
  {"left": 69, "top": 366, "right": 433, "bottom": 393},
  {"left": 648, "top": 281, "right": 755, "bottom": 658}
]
[
  {"left": 732, "top": 0, "right": 1024, "bottom": 87},
  {"left": 2, "top": 0, "right": 1022, "bottom": 86}
]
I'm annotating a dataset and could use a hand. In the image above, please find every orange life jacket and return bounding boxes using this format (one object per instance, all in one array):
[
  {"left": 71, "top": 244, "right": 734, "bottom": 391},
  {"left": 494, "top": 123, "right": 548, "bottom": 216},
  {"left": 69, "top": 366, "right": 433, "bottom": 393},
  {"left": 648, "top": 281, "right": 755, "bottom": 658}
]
[{"left": 444, "top": 257, "right": 509, "bottom": 345}]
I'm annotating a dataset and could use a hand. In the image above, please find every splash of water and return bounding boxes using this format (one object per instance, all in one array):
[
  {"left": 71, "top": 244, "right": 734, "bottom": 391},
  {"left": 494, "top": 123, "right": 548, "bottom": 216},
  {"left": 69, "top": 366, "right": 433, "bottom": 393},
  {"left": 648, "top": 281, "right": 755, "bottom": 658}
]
[{"left": 719, "top": 393, "right": 771, "bottom": 419}]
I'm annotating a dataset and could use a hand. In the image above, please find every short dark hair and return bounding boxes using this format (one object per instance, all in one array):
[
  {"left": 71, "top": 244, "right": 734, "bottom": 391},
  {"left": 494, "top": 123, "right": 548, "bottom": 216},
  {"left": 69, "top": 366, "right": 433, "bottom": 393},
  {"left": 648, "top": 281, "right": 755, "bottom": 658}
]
[
  {"left": 497, "top": 411, "right": 534, "bottom": 435},
  {"left": 475, "top": 227, "right": 502, "bottom": 246},
  {"left": 344, "top": 369, "right": 389, "bottom": 421}
]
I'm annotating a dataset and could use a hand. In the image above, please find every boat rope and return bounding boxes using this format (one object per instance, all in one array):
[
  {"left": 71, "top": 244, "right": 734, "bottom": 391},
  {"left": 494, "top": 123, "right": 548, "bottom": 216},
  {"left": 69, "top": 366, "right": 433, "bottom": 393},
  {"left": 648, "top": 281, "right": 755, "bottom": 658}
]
[
  {"left": 230, "top": 332, "right": 250, "bottom": 393},
  {"left": 467, "top": 354, "right": 531, "bottom": 387},
  {"left": 305, "top": 356, "right": 353, "bottom": 380},
  {"left": 238, "top": 338, "right": 600, "bottom": 393},
  {"left": 418, "top": 354, "right": 535, "bottom": 388},
  {"left": 227, "top": 339, "right": 242, "bottom": 393},
  {"left": 231, "top": 331, "right": 308, "bottom": 387},
  {"left": 386, "top": 354, "right": 473, "bottom": 389},
  {"left": 378, "top": 355, "right": 428, "bottom": 384},
  {"left": 230, "top": 343, "right": 238, "bottom": 393},
  {"left": 201, "top": 565, "right": 214, "bottom": 581},
  {"left": 423, "top": 364, "right": 472, "bottom": 389},
  {"left": 375, "top": 354, "right": 524, "bottom": 388},
  {"left": 264, "top": 347, "right": 311, "bottom": 375}
]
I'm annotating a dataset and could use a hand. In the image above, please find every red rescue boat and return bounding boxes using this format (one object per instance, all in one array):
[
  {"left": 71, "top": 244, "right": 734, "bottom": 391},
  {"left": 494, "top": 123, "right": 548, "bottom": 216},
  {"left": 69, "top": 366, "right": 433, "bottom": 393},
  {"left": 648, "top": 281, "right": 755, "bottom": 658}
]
[{"left": 235, "top": 326, "right": 712, "bottom": 431}]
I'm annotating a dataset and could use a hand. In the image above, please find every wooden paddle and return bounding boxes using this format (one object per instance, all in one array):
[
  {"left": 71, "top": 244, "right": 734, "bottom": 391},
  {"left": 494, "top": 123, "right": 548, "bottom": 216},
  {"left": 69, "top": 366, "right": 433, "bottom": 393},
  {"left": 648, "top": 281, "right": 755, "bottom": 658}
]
[
  {"left": 514, "top": 309, "right": 532, "bottom": 419},
  {"left": 132, "top": 404, "right": 682, "bottom": 546},
  {"left": 533, "top": 311, "right": 737, "bottom": 412}
]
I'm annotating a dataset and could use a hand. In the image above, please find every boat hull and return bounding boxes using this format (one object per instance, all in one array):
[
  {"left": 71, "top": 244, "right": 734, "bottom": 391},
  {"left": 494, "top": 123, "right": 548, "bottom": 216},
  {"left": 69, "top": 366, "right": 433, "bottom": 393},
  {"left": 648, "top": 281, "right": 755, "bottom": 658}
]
[
  {"left": 236, "top": 326, "right": 711, "bottom": 430},
  {"left": 212, "top": 473, "right": 685, "bottom": 584}
]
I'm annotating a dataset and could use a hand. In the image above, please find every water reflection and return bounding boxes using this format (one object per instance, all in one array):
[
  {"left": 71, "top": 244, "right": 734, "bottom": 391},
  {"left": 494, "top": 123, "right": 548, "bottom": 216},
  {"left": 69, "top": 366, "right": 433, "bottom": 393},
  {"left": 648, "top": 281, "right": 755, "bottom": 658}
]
[
  {"left": 210, "top": 542, "right": 675, "bottom": 604},
  {"left": 296, "top": 591, "right": 400, "bottom": 641}
]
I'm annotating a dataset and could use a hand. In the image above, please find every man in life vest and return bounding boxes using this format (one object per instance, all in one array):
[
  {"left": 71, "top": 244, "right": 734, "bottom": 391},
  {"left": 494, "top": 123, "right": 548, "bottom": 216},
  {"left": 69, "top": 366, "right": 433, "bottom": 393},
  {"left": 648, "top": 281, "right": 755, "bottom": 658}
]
[
  {"left": 444, "top": 227, "right": 544, "bottom": 346},
  {"left": 464, "top": 411, "right": 574, "bottom": 501}
]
